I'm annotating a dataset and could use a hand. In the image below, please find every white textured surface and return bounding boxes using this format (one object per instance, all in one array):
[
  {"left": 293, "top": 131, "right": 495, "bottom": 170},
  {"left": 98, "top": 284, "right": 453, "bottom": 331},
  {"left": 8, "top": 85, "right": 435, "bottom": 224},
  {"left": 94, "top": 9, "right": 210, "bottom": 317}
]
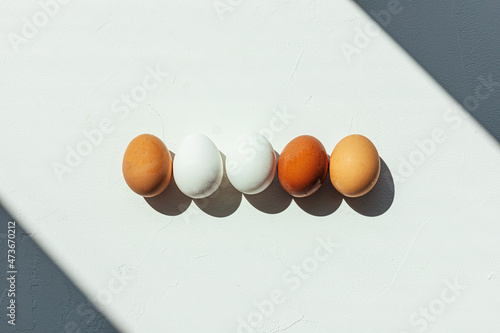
[{"left": 1, "top": 0, "right": 500, "bottom": 332}]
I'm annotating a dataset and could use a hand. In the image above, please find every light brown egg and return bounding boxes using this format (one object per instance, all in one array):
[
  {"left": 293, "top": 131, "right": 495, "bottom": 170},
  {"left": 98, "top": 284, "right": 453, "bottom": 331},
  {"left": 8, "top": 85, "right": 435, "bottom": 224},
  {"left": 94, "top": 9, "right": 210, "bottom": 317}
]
[
  {"left": 330, "top": 134, "right": 380, "bottom": 198},
  {"left": 122, "top": 134, "right": 172, "bottom": 197},
  {"left": 278, "top": 135, "right": 329, "bottom": 198}
]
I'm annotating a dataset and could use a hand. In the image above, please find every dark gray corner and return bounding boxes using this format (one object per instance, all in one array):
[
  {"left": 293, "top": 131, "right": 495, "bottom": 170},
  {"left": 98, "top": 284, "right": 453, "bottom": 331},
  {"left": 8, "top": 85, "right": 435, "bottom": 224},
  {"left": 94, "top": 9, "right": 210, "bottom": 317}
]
[
  {"left": 0, "top": 204, "right": 119, "bottom": 333},
  {"left": 354, "top": 0, "right": 500, "bottom": 143}
]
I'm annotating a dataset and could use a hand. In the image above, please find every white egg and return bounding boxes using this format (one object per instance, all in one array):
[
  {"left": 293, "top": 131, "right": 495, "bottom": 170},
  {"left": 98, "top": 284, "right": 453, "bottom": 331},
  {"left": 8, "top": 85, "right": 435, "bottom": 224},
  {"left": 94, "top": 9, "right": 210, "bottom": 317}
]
[
  {"left": 173, "top": 133, "right": 223, "bottom": 199},
  {"left": 226, "top": 132, "right": 276, "bottom": 195}
]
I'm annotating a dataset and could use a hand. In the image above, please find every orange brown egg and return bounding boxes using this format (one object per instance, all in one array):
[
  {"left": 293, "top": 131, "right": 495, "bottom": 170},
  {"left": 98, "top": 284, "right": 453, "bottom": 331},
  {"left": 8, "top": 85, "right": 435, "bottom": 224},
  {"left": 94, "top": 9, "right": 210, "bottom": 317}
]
[
  {"left": 122, "top": 134, "right": 172, "bottom": 197},
  {"left": 329, "top": 134, "right": 380, "bottom": 198},
  {"left": 278, "top": 135, "right": 329, "bottom": 198}
]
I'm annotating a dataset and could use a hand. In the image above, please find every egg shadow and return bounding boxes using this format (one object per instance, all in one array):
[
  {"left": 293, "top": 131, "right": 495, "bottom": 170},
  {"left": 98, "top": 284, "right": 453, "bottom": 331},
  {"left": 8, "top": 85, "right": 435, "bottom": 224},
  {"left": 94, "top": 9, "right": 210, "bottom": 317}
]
[
  {"left": 193, "top": 153, "right": 242, "bottom": 218},
  {"left": 244, "top": 151, "right": 293, "bottom": 214},
  {"left": 344, "top": 157, "right": 395, "bottom": 217},
  {"left": 294, "top": 170, "right": 343, "bottom": 217},
  {"left": 145, "top": 152, "right": 192, "bottom": 216}
]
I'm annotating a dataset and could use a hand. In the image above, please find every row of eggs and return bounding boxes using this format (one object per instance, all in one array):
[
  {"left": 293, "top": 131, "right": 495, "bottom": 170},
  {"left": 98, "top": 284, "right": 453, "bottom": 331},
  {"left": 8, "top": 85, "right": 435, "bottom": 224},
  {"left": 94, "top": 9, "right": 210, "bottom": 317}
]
[{"left": 122, "top": 132, "right": 381, "bottom": 199}]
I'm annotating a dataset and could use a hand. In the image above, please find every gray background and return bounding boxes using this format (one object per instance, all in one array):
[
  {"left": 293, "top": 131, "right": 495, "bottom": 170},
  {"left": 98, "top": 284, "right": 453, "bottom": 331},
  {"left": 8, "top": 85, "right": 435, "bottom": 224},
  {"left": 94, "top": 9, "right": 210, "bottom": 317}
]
[
  {"left": 355, "top": 0, "right": 500, "bottom": 143},
  {"left": 1, "top": 0, "right": 500, "bottom": 332},
  {"left": 0, "top": 205, "right": 118, "bottom": 333}
]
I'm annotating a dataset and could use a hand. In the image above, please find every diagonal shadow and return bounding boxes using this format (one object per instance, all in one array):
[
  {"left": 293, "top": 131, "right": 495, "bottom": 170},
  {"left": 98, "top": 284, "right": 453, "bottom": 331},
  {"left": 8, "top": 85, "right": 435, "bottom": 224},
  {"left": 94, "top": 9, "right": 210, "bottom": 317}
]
[
  {"left": 354, "top": 0, "right": 500, "bottom": 143},
  {"left": 0, "top": 204, "right": 120, "bottom": 333}
]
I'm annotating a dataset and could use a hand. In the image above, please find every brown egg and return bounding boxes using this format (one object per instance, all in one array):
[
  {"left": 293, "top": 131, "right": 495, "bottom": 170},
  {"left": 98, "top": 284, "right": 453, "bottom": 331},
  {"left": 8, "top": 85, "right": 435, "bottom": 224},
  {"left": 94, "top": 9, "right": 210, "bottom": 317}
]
[
  {"left": 330, "top": 134, "right": 380, "bottom": 198},
  {"left": 278, "top": 135, "right": 329, "bottom": 198},
  {"left": 122, "top": 134, "right": 172, "bottom": 197}
]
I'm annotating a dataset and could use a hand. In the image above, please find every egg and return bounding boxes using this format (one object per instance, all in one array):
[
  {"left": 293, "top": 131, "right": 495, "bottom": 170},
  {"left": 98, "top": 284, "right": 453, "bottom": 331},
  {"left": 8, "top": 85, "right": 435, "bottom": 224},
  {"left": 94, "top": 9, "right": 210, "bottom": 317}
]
[
  {"left": 122, "top": 134, "right": 172, "bottom": 197},
  {"left": 173, "top": 133, "right": 223, "bottom": 199},
  {"left": 329, "top": 134, "right": 380, "bottom": 198},
  {"left": 226, "top": 132, "right": 276, "bottom": 195},
  {"left": 278, "top": 135, "right": 329, "bottom": 198}
]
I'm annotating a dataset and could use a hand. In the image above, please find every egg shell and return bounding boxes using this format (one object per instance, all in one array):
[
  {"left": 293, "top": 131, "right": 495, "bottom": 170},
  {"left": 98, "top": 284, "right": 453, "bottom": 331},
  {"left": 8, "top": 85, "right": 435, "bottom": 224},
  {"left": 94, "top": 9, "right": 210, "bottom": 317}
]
[
  {"left": 329, "top": 134, "right": 380, "bottom": 198},
  {"left": 226, "top": 132, "right": 276, "bottom": 195},
  {"left": 122, "top": 134, "right": 172, "bottom": 197},
  {"left": 278, "top": 135, "right": 329, "bottom": 198},
  {"left": 173, "top": 133, "right": 223, "bottom": 199}
]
